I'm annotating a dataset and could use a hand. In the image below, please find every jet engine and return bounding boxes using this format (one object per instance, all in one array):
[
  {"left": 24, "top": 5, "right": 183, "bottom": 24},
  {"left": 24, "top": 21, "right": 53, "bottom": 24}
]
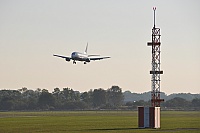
[
  {"left": 86, "top": 58, "right": 90, "bottom": 62},
  {"left": 65, "top": 58, "right": 70, "bottom": 62}
]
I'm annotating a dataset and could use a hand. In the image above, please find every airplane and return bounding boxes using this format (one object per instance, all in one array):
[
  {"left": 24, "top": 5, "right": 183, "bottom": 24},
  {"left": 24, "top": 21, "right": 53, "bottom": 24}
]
[{"left": 53, "top": 43, "right": 110, "bottom": 64}]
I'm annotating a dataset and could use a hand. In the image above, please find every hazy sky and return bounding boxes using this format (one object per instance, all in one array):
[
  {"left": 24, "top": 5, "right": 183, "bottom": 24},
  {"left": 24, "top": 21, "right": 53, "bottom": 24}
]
[{"left": 0, "top": 0, "right": 199, "bottom": 94}]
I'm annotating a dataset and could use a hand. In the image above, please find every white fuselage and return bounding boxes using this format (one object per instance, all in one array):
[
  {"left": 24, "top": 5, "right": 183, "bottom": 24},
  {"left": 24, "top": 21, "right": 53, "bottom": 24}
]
[{"left": 71, "top": 52, "right": 90, "bottom": 62}]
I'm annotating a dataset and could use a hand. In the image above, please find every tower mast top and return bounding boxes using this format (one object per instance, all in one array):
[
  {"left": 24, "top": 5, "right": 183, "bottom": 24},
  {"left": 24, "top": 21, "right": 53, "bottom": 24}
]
[{"left": 153, "top": 7, "right": 156, "bottom": 28}]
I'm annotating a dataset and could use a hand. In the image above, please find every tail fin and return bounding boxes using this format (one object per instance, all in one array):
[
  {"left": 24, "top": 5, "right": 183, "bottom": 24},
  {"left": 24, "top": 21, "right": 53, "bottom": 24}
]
[{"left": 84, "top": 42, "right": 88, "bottom": 54}]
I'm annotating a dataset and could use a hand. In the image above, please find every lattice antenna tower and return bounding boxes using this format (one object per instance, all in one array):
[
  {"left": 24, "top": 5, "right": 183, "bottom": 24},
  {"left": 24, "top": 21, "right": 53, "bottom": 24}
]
[{"left": 147, "top": 7, "right": 164, "bottom": 107}]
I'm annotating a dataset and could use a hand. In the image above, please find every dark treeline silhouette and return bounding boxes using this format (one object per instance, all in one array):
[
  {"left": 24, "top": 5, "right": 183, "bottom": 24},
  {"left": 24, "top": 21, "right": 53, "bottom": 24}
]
[
  {"left": 123, "top": 91, "right": 200, "bottom": 102},
  {"left": 0, "top": 86, "right": 199, "bottom": 111},
  {"left": 125, "top": 97, "right": 200, "bottom": 111},
  {"left": 0, "top": 86, "right": 123, "bottom": 111},
  {"left": 124, "top": 91, "right": 200, "bottom": 110}
]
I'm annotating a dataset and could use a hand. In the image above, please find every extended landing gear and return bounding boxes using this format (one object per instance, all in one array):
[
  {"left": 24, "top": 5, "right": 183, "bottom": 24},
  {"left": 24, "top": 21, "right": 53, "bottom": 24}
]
[
  {"left": 84, "top": 62, "right": 87, "bottom": 64},
  {"left": 73, "top": 60, "right": 76, "bottom": 64}
]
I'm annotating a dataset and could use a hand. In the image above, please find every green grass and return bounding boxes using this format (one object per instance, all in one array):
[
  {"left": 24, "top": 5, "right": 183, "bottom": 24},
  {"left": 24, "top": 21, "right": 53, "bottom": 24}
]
[{"left": 0, "top": 111, "right": 199, "bottom": 133}]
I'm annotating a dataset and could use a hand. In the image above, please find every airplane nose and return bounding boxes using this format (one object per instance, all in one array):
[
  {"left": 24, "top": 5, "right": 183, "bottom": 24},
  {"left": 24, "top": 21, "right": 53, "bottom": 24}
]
[{"left": 71, "top": 52, "right": 77, "bottom": 58}]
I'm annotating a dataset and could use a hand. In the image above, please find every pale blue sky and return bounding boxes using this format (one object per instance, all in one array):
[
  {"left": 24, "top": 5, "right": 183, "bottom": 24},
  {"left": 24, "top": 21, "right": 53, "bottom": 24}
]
[{"left": 0, "top": 0, "right": 199, "bottom": 94}]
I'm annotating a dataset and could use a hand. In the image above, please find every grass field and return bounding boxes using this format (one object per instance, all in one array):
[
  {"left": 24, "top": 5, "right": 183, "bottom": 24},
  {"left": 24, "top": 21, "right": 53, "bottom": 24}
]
[{"left": 0, "top": 111, "right": 199, "bottom": 133}]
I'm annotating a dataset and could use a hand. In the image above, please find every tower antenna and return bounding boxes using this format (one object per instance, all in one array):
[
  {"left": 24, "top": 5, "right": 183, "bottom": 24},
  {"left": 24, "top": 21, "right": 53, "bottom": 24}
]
[{"left": 153, "top": 7, "right": 156, "bottom": 28}]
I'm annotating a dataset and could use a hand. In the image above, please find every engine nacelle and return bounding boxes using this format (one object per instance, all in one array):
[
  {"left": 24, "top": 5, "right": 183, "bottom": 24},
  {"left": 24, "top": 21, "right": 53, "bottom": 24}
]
[
  {"left": 65, "top": 58, "right": 70, "bottom": 62},
  {"left": 86, "top": 58, "right": 90, "bottom": 62}
]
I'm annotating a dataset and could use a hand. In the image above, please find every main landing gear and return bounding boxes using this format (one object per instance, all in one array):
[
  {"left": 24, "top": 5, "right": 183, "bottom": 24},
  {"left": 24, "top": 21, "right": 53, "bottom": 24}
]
[{"left": 72, "top": 61, "right": 87, "bottom": 64}]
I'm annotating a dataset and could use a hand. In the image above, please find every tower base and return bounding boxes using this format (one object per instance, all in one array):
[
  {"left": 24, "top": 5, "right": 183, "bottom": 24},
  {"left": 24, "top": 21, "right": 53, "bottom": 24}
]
[{"left": 138, "top": 106, "right": 160, "bottom": 128}]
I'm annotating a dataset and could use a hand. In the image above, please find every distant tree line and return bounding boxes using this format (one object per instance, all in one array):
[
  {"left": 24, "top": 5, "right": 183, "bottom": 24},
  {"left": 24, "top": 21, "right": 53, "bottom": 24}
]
[
  {"left": 123, "top": 91, "right": 200, "bottom": 102},
  {"left": 0, "top": 86, "right": 199, "bottom": 111},
  {"left": 125, "top": 97, "right": 200, "bottom": 111},
  {"left": 0, "top": 86, "right": 123, "bottom": 111},
  {"left": 124, "top": 91, "right": 200, "bottom": 110}
]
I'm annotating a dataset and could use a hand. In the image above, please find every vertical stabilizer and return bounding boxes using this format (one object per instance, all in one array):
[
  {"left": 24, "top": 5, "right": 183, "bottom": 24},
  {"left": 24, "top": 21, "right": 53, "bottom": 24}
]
[{"left": 84, "top": 42, "right": 88, "bottom": 54}]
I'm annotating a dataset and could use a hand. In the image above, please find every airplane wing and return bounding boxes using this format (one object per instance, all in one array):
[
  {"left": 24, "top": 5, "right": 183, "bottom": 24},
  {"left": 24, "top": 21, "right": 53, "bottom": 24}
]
[
  {"left": 53, "top": 54, "right": 71, "bottom": 60},
  {"left": 89, "top": 57, "right": 110, "bottom": 60},
  {"left": 88, "top": 54, "right": 100, "bottom": 57}
]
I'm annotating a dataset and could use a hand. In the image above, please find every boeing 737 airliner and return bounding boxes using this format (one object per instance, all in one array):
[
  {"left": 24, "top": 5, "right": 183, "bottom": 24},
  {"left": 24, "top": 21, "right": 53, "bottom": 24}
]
[{"left": 53, "top": 43, "right": 110, "bottom": 64}]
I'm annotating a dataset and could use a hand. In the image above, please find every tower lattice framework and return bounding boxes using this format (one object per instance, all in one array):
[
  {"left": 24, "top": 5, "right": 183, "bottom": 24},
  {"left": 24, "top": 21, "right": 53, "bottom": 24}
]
[{"left": 147, "top": 7, "right": 164, "bottom": 107}]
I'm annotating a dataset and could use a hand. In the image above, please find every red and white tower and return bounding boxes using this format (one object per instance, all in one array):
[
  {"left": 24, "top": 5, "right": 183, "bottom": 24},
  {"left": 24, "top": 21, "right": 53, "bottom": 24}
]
[
  {"left": 147, "top": 7, "right": 164, "bottom": 107},
  {"left": 138, "top": 8, "right": 164, "bottom": 128}
]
